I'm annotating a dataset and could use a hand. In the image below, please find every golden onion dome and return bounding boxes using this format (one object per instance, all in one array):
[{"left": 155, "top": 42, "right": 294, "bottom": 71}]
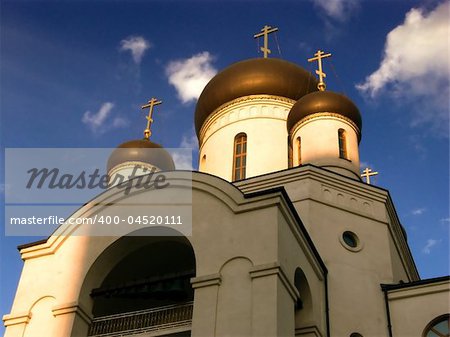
[
  {"left": 195, "top": 58, "right": 318, "bottom": 135},
  {"left": 107, "top": 139, "right": 175, "bottom": 172},
  {"left": 287, "top": 90, "right": 362, "bottom": 133}
]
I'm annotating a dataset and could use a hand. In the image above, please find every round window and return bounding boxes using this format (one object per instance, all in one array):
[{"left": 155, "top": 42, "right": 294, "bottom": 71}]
[
  {"left": 350, "top": 333, "right": 363, "bottom": 337},
  {"left": 423, "top": 314, "right": 449, "bottom": 337},
  {"left": 340, "top": 231, "right": 362, "bottom": 252},
  {"left": 343, "top": 231, "right": 358, "bottom": 248}
]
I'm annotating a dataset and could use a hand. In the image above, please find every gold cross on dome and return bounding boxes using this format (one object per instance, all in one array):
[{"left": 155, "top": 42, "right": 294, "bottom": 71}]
[
  {"left": 141, "top": 97, "right": 162, "bottom": 139},
  {"left": 308, "top": 49, "right": 332, "bottom": 91},
  {"left": 361, "top": 167, "right": 379, "bottom": 185},
  {"left": 253, "top": 25, "right": 279, "bottom": 58}
]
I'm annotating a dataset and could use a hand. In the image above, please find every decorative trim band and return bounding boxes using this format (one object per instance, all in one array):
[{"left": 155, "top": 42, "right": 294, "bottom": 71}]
[
  {"left": 290, "top": 112, "right": 361, "bottom": 139},
  {"left": 191, "top": 273, "right": 222, "bottom": 289},
  {"left": 249, "top": 262, "right": 299, "bottom": 301},
  {"left": 199, "top": 94, "right": 295, "bottom": 144},
  {"left": 108, "top": 161, "right": 161, "bottom": 178},
  {"left": 52, "top": 302, "right": 92, "bottom": 324},
  {"left": 2, "top": 312, "right": 32, "bottom": 327}
]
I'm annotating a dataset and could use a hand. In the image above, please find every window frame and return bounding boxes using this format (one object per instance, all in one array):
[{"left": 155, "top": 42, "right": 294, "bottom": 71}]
[
  {"left": 232, "top": 133, "right": 247, "bottom": 181},
  {"left": 422, "top": 314, "right": 450, "bottom": 337},
  {"left": 338, "top": 128, "right": 348, "bottom": 160}
]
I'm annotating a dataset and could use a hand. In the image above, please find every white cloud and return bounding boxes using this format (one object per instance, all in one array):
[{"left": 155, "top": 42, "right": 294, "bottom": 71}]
[
  {"left": 422, "top": 238, "right": 441, "bottom": 254},
  {"left": 440, "top": 217, "right": 450, "bottom": 223},
  {"left": 180, "top": 132, "right": 198, "bottom": 149},
  {"left": 82, "top": 102, "right": 128, "bottom": 134},
  {"left": 356, "top": 1, "right": 450, "bottom": 132},
  {"left": 171, "top": 128, "right": 199, "bottom": 170},
  {"left": 412, "top": 207, "right": 426, "bottom": 215},
  {"left": 120, "top": 36, "right": 151, "bottom": 64},
  {"left": 172, "top": 152, "right": 193, "bottom": 170},
  {"left": 82, "top": 102, "right": 114, "bottom": 132},
  {"left": 112, "top": 116, "right": 129, "bottom": 128},
  {"left": 311, "top": 0, "right": 360, "bottom": 21},
  {"left": 166, "top": 52, "right": 217, "bottom": 104}
]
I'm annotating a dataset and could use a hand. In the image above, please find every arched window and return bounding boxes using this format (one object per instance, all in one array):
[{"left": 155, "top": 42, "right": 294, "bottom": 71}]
[
  {"left": 288, "top": 135, "right": 293, "bottom": 168},
  {"left": 233, "top": 133, "right": 247, "bottom": 181},
  {"left": 338, "top": 129, "right": 348, "bottom": 159},
  {"left": 294, "top": 268, "right": 313, "bottom": 329},
  {"left": 297, "top": 136, "right": 302, "bottom": 166},
  {"left": 423, "top": 314, "right": 450, "bottom": 337},
  {"left": 201, "top": 154, "right": 207, "bottom": 168}
]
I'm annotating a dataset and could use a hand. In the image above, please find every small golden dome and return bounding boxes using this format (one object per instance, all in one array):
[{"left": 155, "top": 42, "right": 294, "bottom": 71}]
[
  {"left": 107, "top": 139, "right": 175, "bottom": 172},
  {"left": 195, "top": 58, "right": 318, "bottom": 135},
  {"left": 287, "top": 91, "right": 362, "bottom": 132}
]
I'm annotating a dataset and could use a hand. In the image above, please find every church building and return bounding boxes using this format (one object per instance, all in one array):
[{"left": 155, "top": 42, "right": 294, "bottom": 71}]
[{"left": 3, "top": 26, "right": 449, "bottom": 337}]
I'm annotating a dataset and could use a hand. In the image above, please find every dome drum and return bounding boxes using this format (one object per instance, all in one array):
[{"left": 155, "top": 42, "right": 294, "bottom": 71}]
[{"left": 287, "top": 91, "right": 362, "bottom": 136}]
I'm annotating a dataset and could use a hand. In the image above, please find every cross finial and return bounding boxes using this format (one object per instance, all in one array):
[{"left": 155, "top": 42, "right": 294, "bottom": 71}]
[
  {"left": 361, "top": 167, "right": 379, "bottom": 185},
  {"left": 141, "top": 97, "right": 162, "bottom": 140},
  {"left": 253, "top": 25, "right": 279, "bottom": 58},
  {"left": 308, "top": 49, "right": 332, "bottom": 91}
]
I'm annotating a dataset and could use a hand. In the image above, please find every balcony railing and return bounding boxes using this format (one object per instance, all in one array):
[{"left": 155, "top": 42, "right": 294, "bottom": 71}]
[{"left": 88, "top": 301, "right": 193, "bottom": 337}]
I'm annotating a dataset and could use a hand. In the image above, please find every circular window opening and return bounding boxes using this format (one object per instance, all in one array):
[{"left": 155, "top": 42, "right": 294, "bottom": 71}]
[
  {"left": 423, "top": 314, "right": 449, "bottom": 337},
  {"left": 339, "top": 231, "right": 363, "bottom": 252},
  {"left": 343, "top": 231, "right": 358, "bottom": 248}
]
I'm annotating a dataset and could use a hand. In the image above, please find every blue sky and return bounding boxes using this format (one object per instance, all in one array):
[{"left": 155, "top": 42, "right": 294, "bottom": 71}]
[{"left": 1, "top": 0, "right": 449, "bottom": 330}]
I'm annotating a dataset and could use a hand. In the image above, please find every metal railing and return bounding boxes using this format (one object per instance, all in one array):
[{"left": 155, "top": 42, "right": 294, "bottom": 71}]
[{"left": 88, "top": 301, "right": 193, "bottom": 336}]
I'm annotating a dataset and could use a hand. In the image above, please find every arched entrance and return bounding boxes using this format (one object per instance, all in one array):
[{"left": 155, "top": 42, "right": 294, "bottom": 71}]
[{"left": 79, "top": 227, "right": 196, "bottom": 337}]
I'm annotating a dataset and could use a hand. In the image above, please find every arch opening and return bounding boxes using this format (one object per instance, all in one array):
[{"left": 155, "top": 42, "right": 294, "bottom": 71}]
[
  {"left": 294, "top": 267, "right": 314, "bottom": 330},
  {"left": 79, "top": 227, "right": 196, "bottom": 337}
]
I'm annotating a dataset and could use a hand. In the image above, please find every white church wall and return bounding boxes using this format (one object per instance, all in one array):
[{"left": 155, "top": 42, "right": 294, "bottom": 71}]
[
  {"left": 215, "top": 258, "right": 253, "bottom": 336},
  {"left": 388, "top": 233, "right": 410, "bottom": 283},
  {"left": 277, "top": 210, "right": 327, "bottom": 335},
  {"left": 23, "top": 296, "right": 56, "bottom": 337},
  {"left": 387, "top": 279, "right": 450, "bottom": 337},
  {"left": 198, "top": 95, "right": 294, "bottom": 181},
  {"left": 236, "top": 165, "right": 420, "bottom": 337},
  {"left": 291, "top": 114, "right": 360, "bottom": 180},
  {"left": 4, "top": 171, "right": 326, "bottom": 337}
]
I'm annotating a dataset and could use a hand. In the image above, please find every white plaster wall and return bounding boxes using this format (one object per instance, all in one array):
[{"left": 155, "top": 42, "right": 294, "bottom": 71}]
[
  {"left": 285, "top": 179, "right": 406, "bottom": 336},
  {"left": 236, "top": 166, "right": 421, "bottom": 337},
  {"left": 388, "top": 281, "right": 450, "bottom": 337},
  {"left": 4, "top": 172, "right": 325, "bottom": 337},
  {"left": 23, "top": 297, "right": 56, "bottom": 337},
  {"left": 198, "top": 95, "right": 294, "bottom": 181},
  {"left": 291, "top": 115, "right": 360, "bottom": 179}
]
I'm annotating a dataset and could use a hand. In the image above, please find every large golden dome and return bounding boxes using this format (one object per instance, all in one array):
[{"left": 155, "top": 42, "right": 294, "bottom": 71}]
[
  {"left": 195, "top": 58, "right": 318, "bottom": 135},
  {"left": 107, "top": 139, "right": 175, "bottom": 172}
]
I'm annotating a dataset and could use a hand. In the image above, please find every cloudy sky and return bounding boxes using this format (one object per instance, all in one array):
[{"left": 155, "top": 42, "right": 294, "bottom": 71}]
[{"left": 1, "top": 0, "right": 449, "bottom": 329}]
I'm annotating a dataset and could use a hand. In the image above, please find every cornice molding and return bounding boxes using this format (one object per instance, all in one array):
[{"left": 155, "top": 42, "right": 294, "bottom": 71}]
[{"left": 199, "top": 94, "right": 295, "bottom": 145}]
